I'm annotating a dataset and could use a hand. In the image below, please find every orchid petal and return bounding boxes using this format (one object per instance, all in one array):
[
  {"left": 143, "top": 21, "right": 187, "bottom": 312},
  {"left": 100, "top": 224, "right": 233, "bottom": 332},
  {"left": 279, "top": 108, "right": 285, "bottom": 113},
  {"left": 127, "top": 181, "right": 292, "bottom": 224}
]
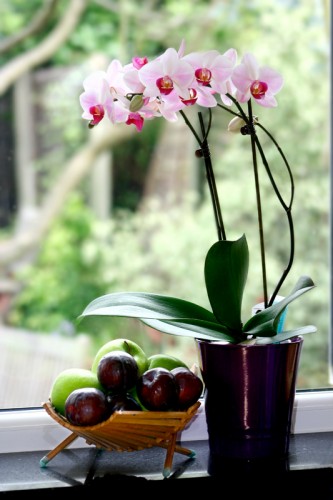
[
  {"left": 259, "top": 67, "right": 284, "bottom": 93},
  {"left": 256, "top": 94, "right": 278, "bottom": 108}
]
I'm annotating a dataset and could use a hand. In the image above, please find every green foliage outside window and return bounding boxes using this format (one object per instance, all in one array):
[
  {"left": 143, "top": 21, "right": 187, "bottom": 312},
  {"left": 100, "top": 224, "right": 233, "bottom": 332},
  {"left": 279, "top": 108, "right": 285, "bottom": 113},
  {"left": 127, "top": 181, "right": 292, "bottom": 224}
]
[{"left": 0, "top": 0, "right": 329, "bottom": 388}]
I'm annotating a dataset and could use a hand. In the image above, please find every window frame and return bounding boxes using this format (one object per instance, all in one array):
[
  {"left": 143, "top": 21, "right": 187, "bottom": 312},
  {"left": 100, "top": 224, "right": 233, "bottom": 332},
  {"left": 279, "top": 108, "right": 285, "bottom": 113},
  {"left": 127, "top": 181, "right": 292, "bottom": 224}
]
[
  {"left": 0, "top": 390, "right": 333, "bottom": 454},
  {"left": 0, "top": 2, "right": 330, "bottom": 459}
]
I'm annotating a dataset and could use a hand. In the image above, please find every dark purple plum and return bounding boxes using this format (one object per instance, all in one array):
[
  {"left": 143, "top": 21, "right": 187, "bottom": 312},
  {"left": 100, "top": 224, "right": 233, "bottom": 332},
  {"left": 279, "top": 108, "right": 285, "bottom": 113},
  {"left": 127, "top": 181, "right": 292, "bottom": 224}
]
[
  {"left": 97, "top": 350, "right": 138, "bottom": 392},
  {"left": 171, "top": 367, "right": 203, "bottom": 410},
  {"left": 136, "top": 367, "right": 179, "bottom": 411},
  {"left": 106, "top": 393, "right": 142, "bottom": 414},
  {"left": 65, "top": 388, "right": 110, "bottom": 426}
]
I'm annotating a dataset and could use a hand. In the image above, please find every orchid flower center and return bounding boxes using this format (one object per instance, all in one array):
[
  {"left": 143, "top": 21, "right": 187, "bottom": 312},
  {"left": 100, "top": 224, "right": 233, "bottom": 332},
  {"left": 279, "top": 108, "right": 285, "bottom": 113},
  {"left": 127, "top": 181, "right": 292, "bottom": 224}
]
[
  {"left": 89, "top": 104, "right": 105, "bottom": 126},
  {"left": 156, "top": 76, "right": 174, "bottom": 95},
  {"left": 180, "top": 88, "right": 198, "bottom": 106},
  {"left": 195, "top": 68, "right": 212, "bottom": 86},
  {"left": 250, "top": 80, "right": 268, "bottom": 100}
]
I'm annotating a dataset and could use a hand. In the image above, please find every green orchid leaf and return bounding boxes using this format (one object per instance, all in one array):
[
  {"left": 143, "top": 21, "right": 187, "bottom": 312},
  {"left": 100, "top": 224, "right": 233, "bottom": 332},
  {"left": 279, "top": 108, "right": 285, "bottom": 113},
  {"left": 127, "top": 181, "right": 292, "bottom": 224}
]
[
  {"left": 205, "top": 234, "right": 249, "bottom": 331},
  {"left": 254, "top": 325, "right": 317, "bottom": 345},
  {"left": 243, "top": 275, "right": 316, "bottom": 336},
  {"left": 77, "top": 264, "right": 316, "bottom": 345},
  {"left": 78, "top": 291, "right": 217, "bottom": 323},
  {"left": 141, "top": 318, "right": 236, "bottom": 342}
]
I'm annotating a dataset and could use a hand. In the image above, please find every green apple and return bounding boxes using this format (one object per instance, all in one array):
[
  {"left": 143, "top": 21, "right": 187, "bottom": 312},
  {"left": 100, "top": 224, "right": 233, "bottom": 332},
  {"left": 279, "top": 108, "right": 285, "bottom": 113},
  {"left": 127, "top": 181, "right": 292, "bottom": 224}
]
[
  {"left": 50, "top": 368, "right": 104, "bottom": 416},
  {"left": 147, "top": 353, "right": 189, "bottom": 371},
  {"left": 91, "top": 338, "right": 149, "bottom": 377}
]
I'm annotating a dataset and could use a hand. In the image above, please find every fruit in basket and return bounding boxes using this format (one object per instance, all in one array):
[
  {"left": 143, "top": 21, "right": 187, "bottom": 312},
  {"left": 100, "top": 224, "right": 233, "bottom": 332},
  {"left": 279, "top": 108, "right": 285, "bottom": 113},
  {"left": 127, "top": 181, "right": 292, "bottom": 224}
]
[
  {"left": 128, "top": 386, "right": 148, "bottom": 410},
  {"left": 171, "top": 367, "right": 203, "bottom": 410},
  {"left": 107, "top": 393, "right": 142, "bottom": 413},
  {"left": 147, "top": 353, "right": 188, "bottom": 371},
  {"left": 97, "top": 351, "right": 139, "bottom": 391},
  {"left": 92, "top": 338, "right": 149, "bottom": 376},
  {"left": 136, "top": 367, "right": 179, "bottom": 411},
  {"left": 65, "top": 387, "right": 111, "bottom": 426},
  {"left": 50, "top": 368, "right": 104, "bottom": 416}
]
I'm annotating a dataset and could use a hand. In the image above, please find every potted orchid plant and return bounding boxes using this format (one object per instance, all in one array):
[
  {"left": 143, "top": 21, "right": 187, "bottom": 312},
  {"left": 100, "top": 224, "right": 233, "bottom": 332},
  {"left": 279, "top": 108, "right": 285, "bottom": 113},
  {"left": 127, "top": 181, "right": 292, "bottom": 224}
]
[
  {"left": 78, "top": 40, "right": 317, "bottom": 469},
  {"left": 78, "top": 41, "right": 316, "bottom": 346}
]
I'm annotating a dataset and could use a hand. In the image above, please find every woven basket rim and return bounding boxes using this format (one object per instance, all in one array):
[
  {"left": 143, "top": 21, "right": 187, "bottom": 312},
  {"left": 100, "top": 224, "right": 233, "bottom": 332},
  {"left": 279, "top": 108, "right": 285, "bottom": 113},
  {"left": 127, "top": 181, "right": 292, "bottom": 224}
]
[{"left": 43, "top": 400, "right": 201, "bottom": 432}]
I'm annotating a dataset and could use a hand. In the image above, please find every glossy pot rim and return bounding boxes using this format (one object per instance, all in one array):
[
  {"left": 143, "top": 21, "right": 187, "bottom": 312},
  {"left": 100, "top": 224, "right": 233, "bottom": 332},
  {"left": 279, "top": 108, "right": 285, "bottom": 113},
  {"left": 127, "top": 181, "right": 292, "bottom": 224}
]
[{"left": 196, "top": 336, "right": 303, "bottom": 350}]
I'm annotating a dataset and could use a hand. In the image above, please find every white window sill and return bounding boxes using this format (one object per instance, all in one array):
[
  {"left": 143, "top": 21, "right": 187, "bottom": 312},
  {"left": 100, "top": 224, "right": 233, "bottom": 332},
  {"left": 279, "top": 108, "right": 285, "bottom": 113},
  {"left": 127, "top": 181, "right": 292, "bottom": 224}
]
[{"left": 0, "top": 391, "right": 332, "bottom": 454}]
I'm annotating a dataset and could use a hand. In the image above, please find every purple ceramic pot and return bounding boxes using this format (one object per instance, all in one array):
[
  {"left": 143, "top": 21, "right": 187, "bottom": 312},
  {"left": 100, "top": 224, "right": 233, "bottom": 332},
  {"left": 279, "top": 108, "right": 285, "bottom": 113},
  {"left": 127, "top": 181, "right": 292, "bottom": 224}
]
[{"left": 197, "top": 337, "right": 303, "bottom": 474}]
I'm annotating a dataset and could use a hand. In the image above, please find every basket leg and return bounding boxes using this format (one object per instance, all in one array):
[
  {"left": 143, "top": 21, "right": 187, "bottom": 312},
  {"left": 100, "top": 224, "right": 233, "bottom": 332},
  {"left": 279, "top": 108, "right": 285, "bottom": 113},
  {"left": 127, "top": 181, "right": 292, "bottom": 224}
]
[
  {"left": 40, "top": 432, "right": 78, "bottom": 467},
  {"left": 158, "top": 441, "right": 196, "bottom": 459},
  {"left": 162, "top": 432, "right": 177, "bottom": 478},
  {"left": 174, "top": 443, "right": 196, "bottom": 458},
  {"left": 159, "top": 437, "right": 196, "bottom": 478}
]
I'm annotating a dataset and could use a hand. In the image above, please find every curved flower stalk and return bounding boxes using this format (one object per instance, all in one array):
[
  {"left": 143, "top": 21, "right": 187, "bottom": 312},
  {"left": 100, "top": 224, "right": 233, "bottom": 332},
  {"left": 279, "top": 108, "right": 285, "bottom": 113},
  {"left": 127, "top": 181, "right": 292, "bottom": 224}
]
[{"left": 78, "top": 41, "right": 317, "bottom": 344}]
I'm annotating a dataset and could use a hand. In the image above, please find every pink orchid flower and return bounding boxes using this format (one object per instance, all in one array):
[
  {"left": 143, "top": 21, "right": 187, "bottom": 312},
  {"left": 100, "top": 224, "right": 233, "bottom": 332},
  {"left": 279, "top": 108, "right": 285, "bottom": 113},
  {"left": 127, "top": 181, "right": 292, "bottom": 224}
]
[
  {"left": 231, "top": 53, "right": 284, "bottom": 107},
  {"left": 105, "top": 59, "right": 132, "bottom": 96},
  {"left": 218, "top": 48, "right": 238, "bottom": 106},
  {"left": 138, "top": 47, "right": 194, "bottom": 101},
  {"left": 132, "top": 56, "right": 148, "bottom": 69},
  {"left": 177, "top": 39, "right": 186, "bottom": 58},
  {"left": 182, "top": 49, "right": 235, "bottom": 94},
  {"left": 126, "top": 112, "right": 144, "bottom": 131},
  {"left": 80, "top": 69, "right": 131, "bottom": 127},
  {"left": 180, "top": 49, "right": 235, "bottom": 108},
  {"left": 123, "top": 63, "right": 146, "bottom": 95},
  {"left": 112, "top": 93, "right": 159, "bottom": 130},
  {"left": 79, "top": 71, "right": 114, "bottom": 126},
  {"left": 155, "top": 93, "right": 186, "bottom": 121}
]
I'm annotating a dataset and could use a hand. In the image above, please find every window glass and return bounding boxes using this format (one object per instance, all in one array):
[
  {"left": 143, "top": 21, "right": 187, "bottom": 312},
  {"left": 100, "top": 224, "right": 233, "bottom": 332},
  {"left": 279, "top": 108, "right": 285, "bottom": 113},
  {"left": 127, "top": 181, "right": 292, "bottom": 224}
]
[{"left": 0, "top": 0, "right": 330, "bottom": 409}]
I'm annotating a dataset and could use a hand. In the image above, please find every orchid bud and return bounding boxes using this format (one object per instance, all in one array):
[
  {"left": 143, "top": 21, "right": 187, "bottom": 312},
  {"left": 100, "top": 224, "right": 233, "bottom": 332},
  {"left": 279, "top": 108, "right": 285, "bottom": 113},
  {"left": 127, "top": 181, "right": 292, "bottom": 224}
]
[
  {"left": 129, "top": 94, "right": 144, "bottom": 112},
  {"left": 227, "top": 116, "right": 246, "bottom": 133}
]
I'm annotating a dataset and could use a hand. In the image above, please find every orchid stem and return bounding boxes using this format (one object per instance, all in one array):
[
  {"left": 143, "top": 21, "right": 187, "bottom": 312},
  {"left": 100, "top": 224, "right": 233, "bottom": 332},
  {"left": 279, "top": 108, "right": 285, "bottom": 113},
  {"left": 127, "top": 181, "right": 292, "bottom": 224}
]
[
  {"left": 198, "top": 112, "right": 226, "bottom": 241},
  {"left": 252, "top": 129, "right": 295, "bottom": 306},
  {"left": 219, "top": 95, "right": 295, "bottom": 308},
  {"left": 180, "top": 109, "right": 226, "bottom": 241},
  {"left": 247, "top": 100, "right": 268, "bottom": 308},
  {"left": 181, "top": 97, "right": 295, "bottom": 309}
]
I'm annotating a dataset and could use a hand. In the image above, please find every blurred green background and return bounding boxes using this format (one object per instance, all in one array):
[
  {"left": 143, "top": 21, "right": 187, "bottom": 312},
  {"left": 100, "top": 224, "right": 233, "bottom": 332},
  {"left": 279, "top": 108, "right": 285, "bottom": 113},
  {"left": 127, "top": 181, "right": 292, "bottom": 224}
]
[{"left": 0, "top": 0, "right": 330, "bottom": 406}]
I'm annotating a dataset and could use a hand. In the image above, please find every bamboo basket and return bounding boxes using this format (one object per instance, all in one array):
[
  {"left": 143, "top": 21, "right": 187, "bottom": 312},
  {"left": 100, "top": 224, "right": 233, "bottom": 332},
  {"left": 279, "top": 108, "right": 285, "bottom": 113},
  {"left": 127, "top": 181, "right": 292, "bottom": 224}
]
[{"left": 40, "top": 400, "right": 201, "bottom": 478}]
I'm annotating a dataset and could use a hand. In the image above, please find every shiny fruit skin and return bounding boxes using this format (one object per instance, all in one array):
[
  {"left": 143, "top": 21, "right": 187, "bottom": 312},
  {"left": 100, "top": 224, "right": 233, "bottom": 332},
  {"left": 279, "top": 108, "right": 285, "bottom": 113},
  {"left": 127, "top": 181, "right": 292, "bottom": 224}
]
[
  {"left": 97, "top": 351, "right": 138, "bottom": 392},
  {"left": 92, "top": 338, "right": 148, "bottom": 376},
  {"left": 171, "top": 367, "right": 203, "bottom": 410},
  {"left": 65, "top": 388, "right": 110, "bottom": 426},
  {"left": 136, "top": 368, "right": 179, "bottom": 411},
  {"left": 107, "top": 393, "right": 142, "bottom": 414},
  {"left": 50, "top": 368, "right": 104, "bottom": 416}
]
